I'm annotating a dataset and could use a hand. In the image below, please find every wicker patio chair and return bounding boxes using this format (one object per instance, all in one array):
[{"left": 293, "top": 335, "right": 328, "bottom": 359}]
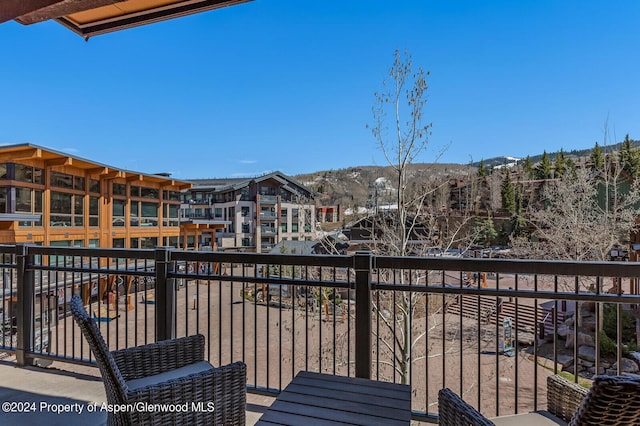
[
  {"left": 438, "top": 374, "right": 640, "bottom": 425},
  {"left": 70, "top": 295, "right": 246, "bottom": 426}
]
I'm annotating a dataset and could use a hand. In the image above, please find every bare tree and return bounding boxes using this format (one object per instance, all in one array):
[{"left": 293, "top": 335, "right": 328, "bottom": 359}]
[
  {"left": 366, "top": 50, "right": 478, "bottom": 384},
  {"left": 512, "top": 162, "right": 640, "bottom": 264}
]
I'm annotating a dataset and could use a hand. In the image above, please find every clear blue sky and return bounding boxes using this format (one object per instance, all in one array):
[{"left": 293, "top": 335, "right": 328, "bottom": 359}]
[{"left": 1, "top": 0, "right": 639, "bottom": 180}]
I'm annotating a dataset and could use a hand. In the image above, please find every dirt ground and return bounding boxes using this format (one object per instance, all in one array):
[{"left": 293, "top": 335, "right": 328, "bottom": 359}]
[{"left": 41, "top": 268, "right": 564, "bottom": 419}]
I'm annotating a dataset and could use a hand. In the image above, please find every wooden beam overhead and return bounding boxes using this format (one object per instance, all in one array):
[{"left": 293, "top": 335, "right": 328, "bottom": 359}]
[
  {"left": 102, "top": 170, "right": 122, "bottom": 179},
  {"left": 16, "top": 0, "right": 125, "bottom": 25},
  {"left": 87, "top": 167, "right": 109, "bottom": 175},
  {"left": 45, "top": 156, "right": 72, "bottom": 166},
  {"left": 126, "top": 174, "right": 143, "bottom": 182},
  {"left": 10, "top": 147, "right": 43, "bottom": 160}
]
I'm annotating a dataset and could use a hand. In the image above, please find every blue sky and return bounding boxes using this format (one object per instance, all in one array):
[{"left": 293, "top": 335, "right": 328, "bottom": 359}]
[{"left": 1, "top": 0, "right": 639, "bottom": 180}]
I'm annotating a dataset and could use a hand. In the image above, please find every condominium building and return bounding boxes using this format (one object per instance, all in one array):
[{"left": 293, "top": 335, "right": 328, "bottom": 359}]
[
  {"left": 0, "top": 144, "right": 190, "bottom": 249},
  {"left": 180, "top": 172, "right": 316, "bottom": 252}
]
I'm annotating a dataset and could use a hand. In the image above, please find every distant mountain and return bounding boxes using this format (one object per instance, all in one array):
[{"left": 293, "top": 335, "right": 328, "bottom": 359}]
[
  {"left": 296, "top": 138, "right": 640, "bottom": 213},
  {"left": 295, "top": 163, "right": 473, "bottom": 212},
  {"left": 474, "top": 138, "right": 640, "bottom": 168}
]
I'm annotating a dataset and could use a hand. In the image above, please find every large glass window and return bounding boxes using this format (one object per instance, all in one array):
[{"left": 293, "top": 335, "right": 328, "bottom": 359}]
[
  {"left": 89, "top": 197, "right": 99, "bottom": 227},
  {"left": 141, "top": 187, "right": 159, "bottom": 199},
  {"left": 130, "top": 202, "right": 139, "bottom": 227},
  {"left": 165, "top": 236, "right": 179, "bottom": 248},
  {"left": 16, "top": 165, "right": 43, "bottom": 184},
  {"left": 89, "top": 179, "right": 100, "bottom": 194},
  {"left": 17, "top": 188, "right": 43, "bottom": 227},
  {"left": 241, "top": 206, "right": 250, "bottom": 217},
  {"left": 130, "top": 186, "right": 141, "bottom": 197},
  {"left": 291, "top": 223, "right": 299, "bottom": 233},
  {"left": 112, "top": 238, "right": 125, "bottom": 248},
  {"left": 163, "top": 204, "right": 179, "bottom": 227},
  {"left": 242, "top": 223, "right": 250, "bottom": 233},
  {"left": 74, "top": 176, "right": 85, "bottom": 191},
  {"left": 112, "top": 199, "right": 125, "bottom": 227},
  {"left": 50, "top": 191, "right": 72, "bottom": 227},
  {"left": 163, "top": 191, "right": 180, "bottom": 201},
  {"left": 141, "top": 202, "right": 158, "bottom": 226},
  {"left": 74, "top": 195, "right": 84, "bottom": 226},
  {"left": 50, "top": 171, "right": 73, "bottom": 189},
  {"left": 140, "top": 237, "right": 157, "bottom": 249},
  {"left": 0, "top": 187, "right": 6, "bottom": 213},
  {"left": 112, "top": 183, "right": 126, "bottom": 196},
  {"left": 0, "top": 164, "right": 7, "bottom": 180},
  {"left": 15, "top": 187, "right": 32, "bottom": 213}
]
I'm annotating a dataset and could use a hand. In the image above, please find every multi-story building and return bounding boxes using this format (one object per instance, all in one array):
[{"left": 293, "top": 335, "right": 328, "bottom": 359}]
[
  {"left": 0, "top": 144, "right": 190, "bottom": 249},
  {"left": 180, "top": 172, "right": 316, "bottom": 252}
]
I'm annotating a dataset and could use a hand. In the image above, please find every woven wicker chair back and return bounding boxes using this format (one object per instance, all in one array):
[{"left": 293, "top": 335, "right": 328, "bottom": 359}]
[{"left": 70, "top": 296, "right": 128, "bottom": 404}]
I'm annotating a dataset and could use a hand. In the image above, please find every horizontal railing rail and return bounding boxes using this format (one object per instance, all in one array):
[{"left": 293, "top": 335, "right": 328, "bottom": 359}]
[{"left": 0, "top": 245, "right": 638, "bottom": 422}]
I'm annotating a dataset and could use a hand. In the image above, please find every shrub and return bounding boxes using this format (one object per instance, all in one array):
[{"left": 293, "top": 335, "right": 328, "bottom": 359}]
[
  {"left": 600, "top": 331, "right": 617, "bottom": 357},
  {"left": 603, "top": 304, "right": 636, "bottom": 345}
]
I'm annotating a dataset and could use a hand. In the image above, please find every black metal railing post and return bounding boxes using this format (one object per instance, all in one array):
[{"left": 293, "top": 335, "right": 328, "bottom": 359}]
[
  {"left": 16, "top": 244, "right": 34, "bottom": 366},
  {"left": 155, "top": 247, "right": 175, "bottom": 342},
  {"left": 354, "top": 251, "right": 373, "bottom": 379}
]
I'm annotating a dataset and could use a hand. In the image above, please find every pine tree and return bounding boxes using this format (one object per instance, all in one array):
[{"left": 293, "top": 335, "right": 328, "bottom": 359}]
[
  {"left": 554, "top": 149, "right": 567, "bottom": 177},
  {"left": 619, "top": 134, "right": 640, "bottom": 177},
  {"left": 535, "top": 151, "right": 552, "bottom": 180},
  {"left": 522, "top": 156, "right": 534, "bottom": 180},
  {"left": 590, "top": 142, "right": 604, "bottom": 170},
  {"left": 501, "top": 172, "right": 516, "bottom": 214},
  {"left": 477, "top": 160, "right": 487, "bottom": 177}
]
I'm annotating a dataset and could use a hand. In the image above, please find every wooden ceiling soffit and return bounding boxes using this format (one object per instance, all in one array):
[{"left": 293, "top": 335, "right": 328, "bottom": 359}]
[
  {"left": 7, "top": 147, "right": 43, "bottom": 160},
  {"left": 45, "top": 156, "right": 72, "bottom": 166},
  {"left": 14, "top": 0, "right": 126, "bottom": 25},
  {"left": 54, "top": 0, "right": 252, "bottom": 39},
  {"left": 102, "top": 170, "right": 123, "bottom": 179},
  {"left": 163, "top": 181, "right": 192, "bottom": 190},
  {"left": 87, "top": 166, "right": 109, "bottom": 175},
  {"left": 126, "top": 174, "right": 143, "bottom": 182}
]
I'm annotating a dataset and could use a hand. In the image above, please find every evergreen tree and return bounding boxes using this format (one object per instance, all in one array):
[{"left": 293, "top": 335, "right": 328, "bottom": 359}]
[
  {"left": 590, "top": 142, "right": 604, "bottom": 170},
  {"left": 501, "top": 172, "right": 516, "bottom": 214},
  {"left": 554, "top": 149, "right": 567, "bottom": 177},
  {"left": 535, "top": 151, "right": 552, "bottom": 180},
  {"left": 619, "top": 134, "right": 640, "bottom": 177},
  {"left": 477, "top": 160, "right": 487, "bottom": 177},
  {"left": 522, "top": 156, "right": 534, "bottom": 180},
  {"left": 474, "top": 215, "right": 497, "bottom": 247}
]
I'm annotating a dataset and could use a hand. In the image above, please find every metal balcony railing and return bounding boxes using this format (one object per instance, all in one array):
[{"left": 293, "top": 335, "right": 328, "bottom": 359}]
[
  {"left": 1, "top": 245, "right": 639, "bottom": 423},
  {"left": 258, "top": 195, "right": 278, "bottom": 204},
  {"left": 259, "top": 212, "right": 277, "bottom": 220}
]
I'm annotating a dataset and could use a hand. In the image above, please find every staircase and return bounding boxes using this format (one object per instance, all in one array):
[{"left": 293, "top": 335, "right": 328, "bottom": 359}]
[{"left": 445, "top": 294, "right": 569, "bottom": 337}]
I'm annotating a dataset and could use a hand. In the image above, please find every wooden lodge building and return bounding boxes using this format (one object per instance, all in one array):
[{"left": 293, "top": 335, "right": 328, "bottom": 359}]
[{"left": 0, "top": 144, "right": 217, "bottom": 250}]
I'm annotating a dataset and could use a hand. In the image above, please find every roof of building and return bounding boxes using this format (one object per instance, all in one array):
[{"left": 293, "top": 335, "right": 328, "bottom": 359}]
[
  {"left": 2, "top": 0, "right": 252, "bottom": 39},
  {"left": 0, "top": 143, "right": 191, "bottom": 189},
  {"left": 188, "top": 171, "right": 313, "bottom": 196}
]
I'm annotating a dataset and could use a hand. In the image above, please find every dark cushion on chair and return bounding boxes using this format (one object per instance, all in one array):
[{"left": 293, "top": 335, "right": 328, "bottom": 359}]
[{"left": 126, "top": 360, "right": 214, "bottom": 391}]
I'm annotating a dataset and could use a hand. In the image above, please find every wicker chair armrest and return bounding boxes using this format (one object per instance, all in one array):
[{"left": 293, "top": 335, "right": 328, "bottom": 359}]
[
  {"left": 112, "top": 334, "right": 205, "bottom": 381},
  {"left": 125, "top": 361, "right": 247, "bottom": 426},
  {"left": 546, "top": 375, "right": 588, "bottom": 423},
  {"left": 438, "top": 388, "right": 495, "bottom": 426}
]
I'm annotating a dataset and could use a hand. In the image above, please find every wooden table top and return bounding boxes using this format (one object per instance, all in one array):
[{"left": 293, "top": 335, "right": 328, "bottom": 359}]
[{"left": 256, "top": 371, "right": 411, "bottom": 425}]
